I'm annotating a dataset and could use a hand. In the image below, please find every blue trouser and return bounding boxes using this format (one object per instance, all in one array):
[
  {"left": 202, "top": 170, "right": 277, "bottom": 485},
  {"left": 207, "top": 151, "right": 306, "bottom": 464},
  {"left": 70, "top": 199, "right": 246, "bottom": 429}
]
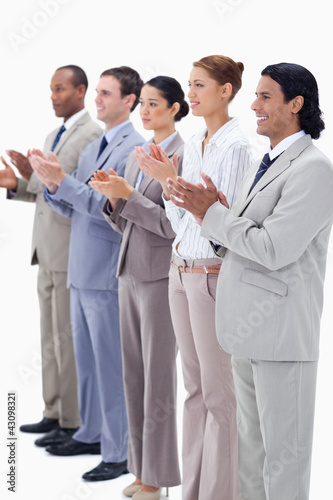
[{"left": 70, "top": 286, "right": 128, "bottom": 462}]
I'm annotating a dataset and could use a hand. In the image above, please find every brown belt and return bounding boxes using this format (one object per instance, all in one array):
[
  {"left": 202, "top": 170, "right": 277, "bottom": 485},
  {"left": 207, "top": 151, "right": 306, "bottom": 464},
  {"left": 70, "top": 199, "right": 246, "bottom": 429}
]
[{"left": 171, "top": 262, "right": 221, "bottom": 275}]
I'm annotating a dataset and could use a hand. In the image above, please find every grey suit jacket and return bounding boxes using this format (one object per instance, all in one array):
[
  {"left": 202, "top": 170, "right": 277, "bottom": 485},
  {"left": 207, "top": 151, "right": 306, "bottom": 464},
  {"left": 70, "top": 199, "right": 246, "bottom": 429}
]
[
  {"left": 45, "top": 121, "right": 145, "bottom": 290},
  {"left": 10, "top": 112, "right": 102, "bottom": 271},
  {"left": 103, "top": 132, "right": 184, "bottom": 282},
  {"left": 201, "top": 135, "right": 333, "bottom": 361}
]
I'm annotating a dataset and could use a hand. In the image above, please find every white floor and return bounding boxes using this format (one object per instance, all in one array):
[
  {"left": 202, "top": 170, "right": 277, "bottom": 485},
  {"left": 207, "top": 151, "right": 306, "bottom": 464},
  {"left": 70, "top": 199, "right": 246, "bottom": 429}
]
[{"left": 1, "top": 200, "right": 333, "bottom": 499}]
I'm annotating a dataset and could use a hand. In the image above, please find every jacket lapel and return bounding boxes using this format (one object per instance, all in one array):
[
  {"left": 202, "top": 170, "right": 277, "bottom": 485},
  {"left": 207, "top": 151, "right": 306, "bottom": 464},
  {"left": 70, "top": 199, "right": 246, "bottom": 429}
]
[
  {"left": 138, "top": 132, "right": 183, "bottom": 194},
  {"left": 232, "top": 135, "right": 312, "bottom": 217},
  {"left": 95, "top": 122, "right": 133, "bottom": 171},
  {"left": 53, "top": 112, "right": 91, "bottom": 156}
]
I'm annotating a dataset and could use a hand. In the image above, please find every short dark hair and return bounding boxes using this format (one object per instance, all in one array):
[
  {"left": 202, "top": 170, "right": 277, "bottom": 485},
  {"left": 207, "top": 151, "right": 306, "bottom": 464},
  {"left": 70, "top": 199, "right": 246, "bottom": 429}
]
[
  {"left": 261, "top": 62, "right": 325, "bottom": 139},
  {"left": 101, "top": 66, "right": 143, "bottom": 112},
  {"left": 144, "top": 76, "right": 189, "bottom": 122},
  {"left": 56, "top": 65, "right": 88, "bottom": 91}
]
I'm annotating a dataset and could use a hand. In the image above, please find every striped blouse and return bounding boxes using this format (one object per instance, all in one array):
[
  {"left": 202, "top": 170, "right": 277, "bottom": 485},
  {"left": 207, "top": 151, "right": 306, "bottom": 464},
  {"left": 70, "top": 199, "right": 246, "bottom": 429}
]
[{"left": 164, "top": 117, "right": 253, "bottom": 259}]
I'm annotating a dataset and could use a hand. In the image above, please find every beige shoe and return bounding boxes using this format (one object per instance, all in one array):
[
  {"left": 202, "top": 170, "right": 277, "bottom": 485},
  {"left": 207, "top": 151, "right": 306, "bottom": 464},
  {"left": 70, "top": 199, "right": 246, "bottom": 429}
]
[
  {"left": 122, "top": 482, "right": 142, "bottom": 497},
  {"left": 132, "top": 487, "right": 162, "bottom": 500}
]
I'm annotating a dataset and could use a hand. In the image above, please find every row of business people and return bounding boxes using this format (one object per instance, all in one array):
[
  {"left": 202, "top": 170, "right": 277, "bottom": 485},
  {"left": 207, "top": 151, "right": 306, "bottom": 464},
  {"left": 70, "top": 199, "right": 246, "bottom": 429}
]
[{"left": 1, "top": 54, "right": 331, "bottom": 500}]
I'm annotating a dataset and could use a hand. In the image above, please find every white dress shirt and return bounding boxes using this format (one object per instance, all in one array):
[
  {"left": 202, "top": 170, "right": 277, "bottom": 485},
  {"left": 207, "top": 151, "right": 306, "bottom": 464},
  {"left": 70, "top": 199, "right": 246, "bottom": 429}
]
[
  {"left": 164, "top": 117, "right": 253, "bottom": 259},
  {"left": 268, "top": 130, "right": 306, "bottom": 160}
]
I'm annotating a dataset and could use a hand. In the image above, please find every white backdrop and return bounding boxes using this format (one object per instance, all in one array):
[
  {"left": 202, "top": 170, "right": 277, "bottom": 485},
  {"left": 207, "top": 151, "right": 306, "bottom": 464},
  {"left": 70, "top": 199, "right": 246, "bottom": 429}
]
[{"left": 1, "top": 0, "right": 332, "bottom": 499}]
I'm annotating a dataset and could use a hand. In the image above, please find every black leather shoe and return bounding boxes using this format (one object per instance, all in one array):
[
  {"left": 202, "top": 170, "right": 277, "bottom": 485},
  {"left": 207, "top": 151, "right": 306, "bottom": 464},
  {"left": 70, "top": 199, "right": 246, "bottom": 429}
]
[
  {"left": 46, "top": 437, "right": 101, "bottom": 456},
  {"left": 34, "top": 427, "right": 79, "bottom": 447},
  {"left": 82, "top": 460, "right": 129, "bottom": 481},
  {"left": 20, "top": 417, "right": 59, "bottom": 434}
]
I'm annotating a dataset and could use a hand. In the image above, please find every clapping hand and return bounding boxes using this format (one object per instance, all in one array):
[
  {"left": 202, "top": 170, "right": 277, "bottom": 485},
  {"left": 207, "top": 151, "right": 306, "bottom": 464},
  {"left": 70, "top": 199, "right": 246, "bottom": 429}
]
[
  {"left": 166, "top": 172, "right": 229, "bottom": 225},
  {"left": 134, "top": 144, "right": 178, "bottom": 199},
  {"left": 89, "top": 168, "right": 134, "bottom": 207},
  {"left": 29, "top": 150, "right": 65, "bottom": 193}
]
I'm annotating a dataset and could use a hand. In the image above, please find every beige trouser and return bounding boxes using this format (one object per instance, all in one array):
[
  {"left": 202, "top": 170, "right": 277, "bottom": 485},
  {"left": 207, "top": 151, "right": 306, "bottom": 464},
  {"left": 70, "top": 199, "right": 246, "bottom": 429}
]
[
  {"left": 119, "top": 271, "right": 181, "bottom": 487},
  {"left": 169, "top": 256, "right": 240, "bottom": 500},
  {"left": 232, "top": 357, "right": 318, "bottom": 500},
  {"left": 37, "top": 266, "right": 80, "bottom": 428}
]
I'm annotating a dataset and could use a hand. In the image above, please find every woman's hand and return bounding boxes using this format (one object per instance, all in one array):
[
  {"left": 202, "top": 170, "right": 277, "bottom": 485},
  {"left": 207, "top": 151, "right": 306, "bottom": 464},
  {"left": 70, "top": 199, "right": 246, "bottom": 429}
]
[
  {"left": 89, "top": 168, "right": 134, "bottom": 208},
  {"left": 134, "top": 144, "right": 178, "bottom": 200}
]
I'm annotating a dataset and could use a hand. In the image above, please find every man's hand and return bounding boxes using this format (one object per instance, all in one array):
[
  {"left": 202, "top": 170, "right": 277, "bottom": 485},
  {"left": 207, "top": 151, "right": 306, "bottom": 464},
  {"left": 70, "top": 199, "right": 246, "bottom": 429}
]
[
  {"left": 30, "top": 151, "right": 66, "bottom": 193},
  {"left": 0, "top": 157, "right": 18, "bottom": 190},
  {"left": 167, "top": 172, "right": 227, "bottom": 225},
  {"left": 6, "top": 150, "right": 33, "bottom": 181},
  {"left": 134, "top": 144, "right": 178, "bottom": 199},
  {"left": 89, "top": 168, "right": 133, "bottom": 208}
]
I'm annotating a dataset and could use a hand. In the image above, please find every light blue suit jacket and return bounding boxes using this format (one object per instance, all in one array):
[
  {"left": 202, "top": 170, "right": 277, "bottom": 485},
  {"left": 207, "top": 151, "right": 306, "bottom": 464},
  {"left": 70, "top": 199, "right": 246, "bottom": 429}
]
[{"left": 45, "top": 121, "right": 144, "bottom": 291}]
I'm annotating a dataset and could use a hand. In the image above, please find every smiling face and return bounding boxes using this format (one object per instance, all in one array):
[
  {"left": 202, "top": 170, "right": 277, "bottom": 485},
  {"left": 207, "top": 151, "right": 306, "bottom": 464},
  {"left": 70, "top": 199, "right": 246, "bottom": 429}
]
[
  {"left": 251, "top": 75, "right": 303, "bottom": 148},
  {"left": 139, "top": 84, "right": 178, "bottom": 135},
  {"left": 95, "top": 75, "right": 131, "bottom": 131},
  {"left": 187, "top": 66, "right": 228, "bottom": 119},
  {"left": 50, "top": 68, "right": 85, "bottom": 121}
]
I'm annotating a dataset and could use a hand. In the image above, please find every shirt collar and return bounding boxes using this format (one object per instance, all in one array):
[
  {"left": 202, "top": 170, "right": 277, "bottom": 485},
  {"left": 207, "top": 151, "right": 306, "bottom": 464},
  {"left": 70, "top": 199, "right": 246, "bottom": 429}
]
[
  {"left": 63, "top": 109, "right": 87, "bottom": 130},
  {"left": 145, "top": 130, "right": 178, "bottom": 152},
  {"left": 269, "top": 130, "right": 306, "bottom": 160},
  {"left": 104, "top": 119, "right": 130, "bottom": 144},
  {"left": 194, "top": 117, "right": 239, "bottom": 147}
]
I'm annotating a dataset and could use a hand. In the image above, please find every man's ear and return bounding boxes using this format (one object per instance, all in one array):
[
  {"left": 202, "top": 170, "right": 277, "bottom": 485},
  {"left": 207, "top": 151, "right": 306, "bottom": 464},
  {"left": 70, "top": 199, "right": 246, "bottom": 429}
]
[
  {"left": 292, "top": 95, "right": 304, "bottom": 114},
  {"left": 124, "top": 93, "right": 137, "bottom": 110}
]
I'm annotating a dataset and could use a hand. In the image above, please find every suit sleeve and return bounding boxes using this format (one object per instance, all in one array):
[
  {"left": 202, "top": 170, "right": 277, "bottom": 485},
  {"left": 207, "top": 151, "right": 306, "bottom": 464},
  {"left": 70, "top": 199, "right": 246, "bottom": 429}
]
[
  {"left": 50, "top": 141, "right": 133, "bottom": 221},
  {"left": 7, "top": 177, "right": 37, "bottom": 203},
  {"left": 201, "top": 158, "right": 333, "bottom": 271},
  {"left": 114, "top": 151, "right": 184, "bottom": 238}
]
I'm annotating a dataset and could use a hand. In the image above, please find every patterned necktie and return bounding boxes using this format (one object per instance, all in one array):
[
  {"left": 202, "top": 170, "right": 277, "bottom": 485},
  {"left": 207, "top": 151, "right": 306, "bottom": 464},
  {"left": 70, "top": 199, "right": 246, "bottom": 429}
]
[
  {"left": 96, "top": 135, "right": 108, "bottom": 160},
  {"left": 51, "top": 124, "right": 66, "bottom": 152},
  {"left": 249, "top": 153, "right": 278, "bottom": 192}
]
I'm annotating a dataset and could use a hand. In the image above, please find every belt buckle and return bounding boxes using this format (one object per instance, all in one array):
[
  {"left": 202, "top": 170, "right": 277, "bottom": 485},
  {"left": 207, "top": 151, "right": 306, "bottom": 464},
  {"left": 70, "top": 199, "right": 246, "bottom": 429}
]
[{"left": 178, "top": 265, "right": 185, "bottom": 273}]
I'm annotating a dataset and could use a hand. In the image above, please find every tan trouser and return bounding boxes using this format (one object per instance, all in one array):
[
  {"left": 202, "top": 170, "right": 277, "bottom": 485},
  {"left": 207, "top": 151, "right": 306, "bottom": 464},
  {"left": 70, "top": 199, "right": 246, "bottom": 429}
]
[
  {"left": 119, "top": 271, "right": 181, "bottom": 487},
  {"left": 232, "top": 357, "right": 318, "bottom": 500},
  {"left": 169, "top": 256, "right": 240, "bottom": 500},
  {"left": 38, "top": 266, "right": 80, "bottom": 428}
]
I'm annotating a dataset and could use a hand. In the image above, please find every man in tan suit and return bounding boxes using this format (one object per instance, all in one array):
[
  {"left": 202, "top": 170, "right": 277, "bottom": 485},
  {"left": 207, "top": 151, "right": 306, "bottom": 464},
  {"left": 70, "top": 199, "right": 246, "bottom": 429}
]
[
  {"left": 0, "top": 65, "right": 102, "bottom": 447},
  {"left": 164, "top": 63, "right": 333, "bottom": 499}
]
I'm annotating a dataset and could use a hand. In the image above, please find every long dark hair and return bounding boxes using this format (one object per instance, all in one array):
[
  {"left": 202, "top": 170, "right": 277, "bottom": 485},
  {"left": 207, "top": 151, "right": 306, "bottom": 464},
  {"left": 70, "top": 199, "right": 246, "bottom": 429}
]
[{"left": 261, "top": 63, "right": 325, "bottom": 139}]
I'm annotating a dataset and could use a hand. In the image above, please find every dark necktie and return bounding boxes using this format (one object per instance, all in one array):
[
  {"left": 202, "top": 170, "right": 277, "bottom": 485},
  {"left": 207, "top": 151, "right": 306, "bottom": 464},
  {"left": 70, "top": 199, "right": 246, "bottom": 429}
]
[
  {"left": 249, "top": 153, "right": 278, "bottom": 192},
  {"left": 51, "top": 124, "right": 66, "bottom": 152},
  {"left": 96, "top": 135, "right": 108, "bottom": 160}
]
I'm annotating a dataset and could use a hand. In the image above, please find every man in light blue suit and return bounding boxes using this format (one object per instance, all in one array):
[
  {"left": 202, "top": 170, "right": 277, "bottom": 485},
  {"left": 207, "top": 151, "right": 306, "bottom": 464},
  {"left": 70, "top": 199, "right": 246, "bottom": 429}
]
[{"left": 30, "top": 66, "right": 145, "bottom": 482}]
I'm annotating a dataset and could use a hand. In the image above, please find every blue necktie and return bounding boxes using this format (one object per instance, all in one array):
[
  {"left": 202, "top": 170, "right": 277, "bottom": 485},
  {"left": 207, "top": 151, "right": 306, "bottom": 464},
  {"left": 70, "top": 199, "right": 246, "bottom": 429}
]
[
  {"left": 96, "top": 135, "right": 108, "bottom": 160},
  {"left": 51, "top": 124, "right": 66, "bottom": 152},
  {"left": 249, "top": 153, "right": 278, "bottom": 192}
]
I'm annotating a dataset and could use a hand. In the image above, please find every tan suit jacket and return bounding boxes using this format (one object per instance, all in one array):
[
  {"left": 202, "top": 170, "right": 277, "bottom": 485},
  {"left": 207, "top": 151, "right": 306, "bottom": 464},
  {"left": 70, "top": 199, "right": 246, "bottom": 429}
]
[
  {"left": 104, "top": 132, "right": 184, "bottom": 281},
  {"left": 12, "top": 111, "right": 102, "bottom": 271},
  {"left": 201, "top": 135, "right": 333, "bottom": 361}
]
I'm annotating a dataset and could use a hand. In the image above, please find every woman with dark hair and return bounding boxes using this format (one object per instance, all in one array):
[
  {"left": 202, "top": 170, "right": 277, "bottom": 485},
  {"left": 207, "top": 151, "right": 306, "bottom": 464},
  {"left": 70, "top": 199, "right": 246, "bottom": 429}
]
[
  {"left": 135, "top": 55, "right": 253, "bottom": 500},
  {"left": 90, "top": 76, "right": 188, "bottom": 500}
]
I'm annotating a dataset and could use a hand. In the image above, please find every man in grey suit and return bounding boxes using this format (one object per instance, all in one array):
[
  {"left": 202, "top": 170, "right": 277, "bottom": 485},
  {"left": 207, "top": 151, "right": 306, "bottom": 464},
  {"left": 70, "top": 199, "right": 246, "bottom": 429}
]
[
  {"left": 165, "top": 63, "right": 333, "bottom": 499},
  {"left": 0, "top": 65, "right": 102, "bottom": 444},
  {"left": 30, "top": 66, "right": 145, "bottom": 482}
]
